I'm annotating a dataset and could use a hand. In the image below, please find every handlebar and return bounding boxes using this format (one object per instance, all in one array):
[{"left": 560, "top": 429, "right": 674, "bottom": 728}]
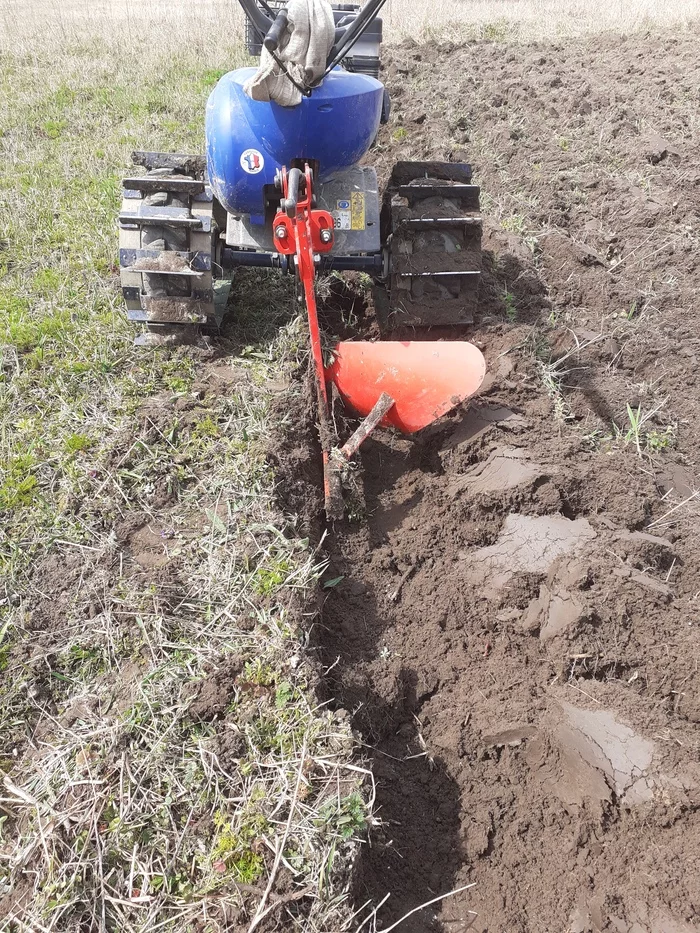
[
  {"left": 238, "top": 0, "right": 274, "bottom": 40},
  {"left": 264, "top": 8, "right": 289, "bottom": 52},
  {"left": 237, "top": 0, "right": 388, "bottom": 84}
]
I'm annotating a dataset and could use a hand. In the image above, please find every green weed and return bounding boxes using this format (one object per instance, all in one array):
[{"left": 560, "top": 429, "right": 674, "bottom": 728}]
[
  {"left": 242, "top": 658, "right": 275, "bottom": 687},
  {"left": 480, "top": 18, "right": 511, "bottom": 41},
  {"left": 614, "top": 402, "right": 676, "bottom": 456},
  {"left": 253, "top": 557, "right": 292, "bottom": 595},
  {"left": 0, "top": 453, "right": 39, "bottom": 510},
  {"left": 316, "top": 793, "right": 368, "bottom": 842},
  {"left": 500, "top": 214, "right": 527, "bottom": 235},
  {"left": 200, "top": 68, "right": 227, "bottom": 89},
  {"left": 192, "top": 415, "right": 220, "bottom": 439},
  {"left": 64, "top": 433, "right": 92, "bottom": 454},
  {"left": 42, "top": 118, "right": 68, "bottom": 139},
  {"left": 209, "top": 811, "right": 267, "bottom": 884}
]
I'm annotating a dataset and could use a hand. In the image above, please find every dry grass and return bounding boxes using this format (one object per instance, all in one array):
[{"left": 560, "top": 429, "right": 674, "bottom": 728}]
[
  {"left": 381, "top": 0, "right": 700, "bottom": 39},
  {"left": 0, "top": 3, "right": 374, "bottom": 929},
  {"left": 1, "top": 0, "right": 699, "bottom": 51},
  {"left": 2, "top": 0, "right": 698, "bottom": 930}
]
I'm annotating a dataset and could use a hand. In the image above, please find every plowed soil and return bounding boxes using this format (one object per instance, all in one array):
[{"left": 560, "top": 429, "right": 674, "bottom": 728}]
[{"left": 279, "top": 26, "right": 700, "bottom": 933}]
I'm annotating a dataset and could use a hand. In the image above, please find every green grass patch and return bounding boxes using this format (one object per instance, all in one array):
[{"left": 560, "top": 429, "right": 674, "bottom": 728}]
[{"left": 0, "top": 28, "right": 367, "bottom": 933}]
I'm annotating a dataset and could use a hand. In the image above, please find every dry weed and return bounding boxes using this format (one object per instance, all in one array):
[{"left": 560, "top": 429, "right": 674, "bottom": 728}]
[{"left": 1, "top": 0, "right": 699, "bottom": 51}]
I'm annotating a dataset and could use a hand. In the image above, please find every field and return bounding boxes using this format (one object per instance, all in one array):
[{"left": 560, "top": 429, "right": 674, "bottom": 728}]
[
  {"left": 2, "top": 0, "right": 700, "bottom": 44},
  {"left": 2, "top": 1, "right": 700, "bottom": 932}
]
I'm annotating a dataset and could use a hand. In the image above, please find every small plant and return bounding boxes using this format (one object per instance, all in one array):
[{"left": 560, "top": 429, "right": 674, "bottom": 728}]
[
  {"left": 165, "top": 374, "right": 191, "bottom": 392},
  {"left": 274, "top": 680, "right": 294, "bottom": 708},
  {"left": 192, "top": 414, "right": 220, "bottom": 439},
  {"left": 253, "top": 557, "right": 292, "bottom": 595},
  {"left": 481, "top": 18, "right": 510, "bottom": 41},
  {"left": 646, "top": 426, "right": 676, "bottom": 452},
  {"left": 42, "top": 118, "right": 68, "bottom": 139},
  {"left": 56, "top": 643, "right": 109, "bottom": 683},
  {"left": 538, "top": 359, "right": 574, "bottom": 423},
  {"left": 316, "top": 793, "right": 368, "bottom": 841},
  {"left": 0, "top": 453, "right": 39, "bottom": 510},
  {"left": 534, "top": 333, "right": 606, "bottom": 425},
  {"left": 242, "top": 658, "right": 275, "bottom": 687},
  {"left": 614, "top": 402, "right": 676, "bottom": 456},
  {"left": 64, "top": 433, "right": 92, "bottom": 454},
  {"left": 500, "top": 214, "right": 527, "bottom": 236},
  {"left": 322, "top": 574, "right": 344, "bottom": 589},
  {"left": 209, "top": 811, "right": 267, "bottom": 884},
  {"left": 392, "top": 126, "right": 408, "bottom": 141}
]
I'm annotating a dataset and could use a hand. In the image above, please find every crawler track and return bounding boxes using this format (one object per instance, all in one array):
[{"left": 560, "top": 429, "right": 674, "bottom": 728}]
[
  {"left": 383, "top": 161, "right": 482, "bottom": 328},
  {"left": 119, "top": 152, "right": 227, "bottom": 344}
]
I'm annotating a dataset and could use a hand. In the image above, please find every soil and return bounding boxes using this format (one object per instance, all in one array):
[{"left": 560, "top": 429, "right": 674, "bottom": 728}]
[{"left": 278, "top": 25, "right": 700, "bottom": 933}]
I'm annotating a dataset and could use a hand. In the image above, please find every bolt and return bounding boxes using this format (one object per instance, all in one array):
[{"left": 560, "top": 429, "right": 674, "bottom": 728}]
[
  {"left": 275, "top": 225, "right": 287, "bottom": 239},
  {"left": 320, "top": 228, "right": 333, "bottom": 244}
]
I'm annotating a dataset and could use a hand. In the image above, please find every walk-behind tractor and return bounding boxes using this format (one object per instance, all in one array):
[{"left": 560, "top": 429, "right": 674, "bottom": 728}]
[{"left": 118, "top": 0, "right": 486, "bottom": 517}]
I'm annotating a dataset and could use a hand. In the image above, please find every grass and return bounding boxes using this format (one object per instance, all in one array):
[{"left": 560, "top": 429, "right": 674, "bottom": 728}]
[
  {"left": 537, "top": 356, "right": 575, "bottom": 424},
  {"left": 533, "top": 333, "right": 677, "bottom": 452},
  {"left": 533, "top": 333, "right": 607, "bottom": 424},
  {"left": 503, "top": 289, "right": 518, "bottom": 323},
  {"left": 0, "top": 11, "right": 373, "bottom": 933},
  {"left": 1, "top": 0, "right": 699, "bottom": 53},
  {"left": 381, "top": 0, "right": 700, "bottom": 39},
  {"left": 614, "top": 401, "right": 677, "bottom": 456},
  {"left": 583, "top": 400, "right": 677, "bottom": 457}
]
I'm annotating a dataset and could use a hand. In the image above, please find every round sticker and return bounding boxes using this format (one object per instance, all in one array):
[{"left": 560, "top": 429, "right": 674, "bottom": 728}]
[{"left": 240, "top": 148, "right": 265, "bottom": 174}]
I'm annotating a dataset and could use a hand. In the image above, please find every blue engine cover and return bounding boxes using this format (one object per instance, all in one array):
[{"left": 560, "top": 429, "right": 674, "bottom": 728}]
[{"left": 206, "top": 68, "right": 383, "bottom": 220}]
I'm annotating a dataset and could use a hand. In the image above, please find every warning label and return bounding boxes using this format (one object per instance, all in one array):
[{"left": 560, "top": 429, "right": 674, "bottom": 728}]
[
  {"left": 333, "top": 199, "right": 351, "bottom": 230},
  {"left": 351, "top": 192, "right": 366, "bottom": 230}
]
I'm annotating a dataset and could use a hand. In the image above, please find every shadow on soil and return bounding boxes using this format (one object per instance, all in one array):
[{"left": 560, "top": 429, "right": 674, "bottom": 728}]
[{"left": 318, "top": 579, "right": 463, "bottom": 932}]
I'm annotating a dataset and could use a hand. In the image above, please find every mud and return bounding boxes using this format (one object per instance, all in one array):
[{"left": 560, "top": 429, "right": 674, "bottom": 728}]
[
  {"left": 279, "top": 25, "right": 700, "bottom": 933},
  {"left": 310, "top": 411, "right": 700, "bottom": 931},
  {"left": 132, "top": 254, "right": 203, "bottom": 275}
]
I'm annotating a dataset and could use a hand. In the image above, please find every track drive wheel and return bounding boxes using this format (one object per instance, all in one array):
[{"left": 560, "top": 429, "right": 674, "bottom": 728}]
[
  {"left": 118, "top": 152, "right": 227, "bottom": 345},
  {"left": 381, "top": 161, "right": 483, "bottom": 329}
]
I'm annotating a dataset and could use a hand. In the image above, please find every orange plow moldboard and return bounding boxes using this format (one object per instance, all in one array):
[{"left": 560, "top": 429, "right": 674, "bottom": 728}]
[{"left": 325, "top": 341, "right": 487, "bottom": 434}]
